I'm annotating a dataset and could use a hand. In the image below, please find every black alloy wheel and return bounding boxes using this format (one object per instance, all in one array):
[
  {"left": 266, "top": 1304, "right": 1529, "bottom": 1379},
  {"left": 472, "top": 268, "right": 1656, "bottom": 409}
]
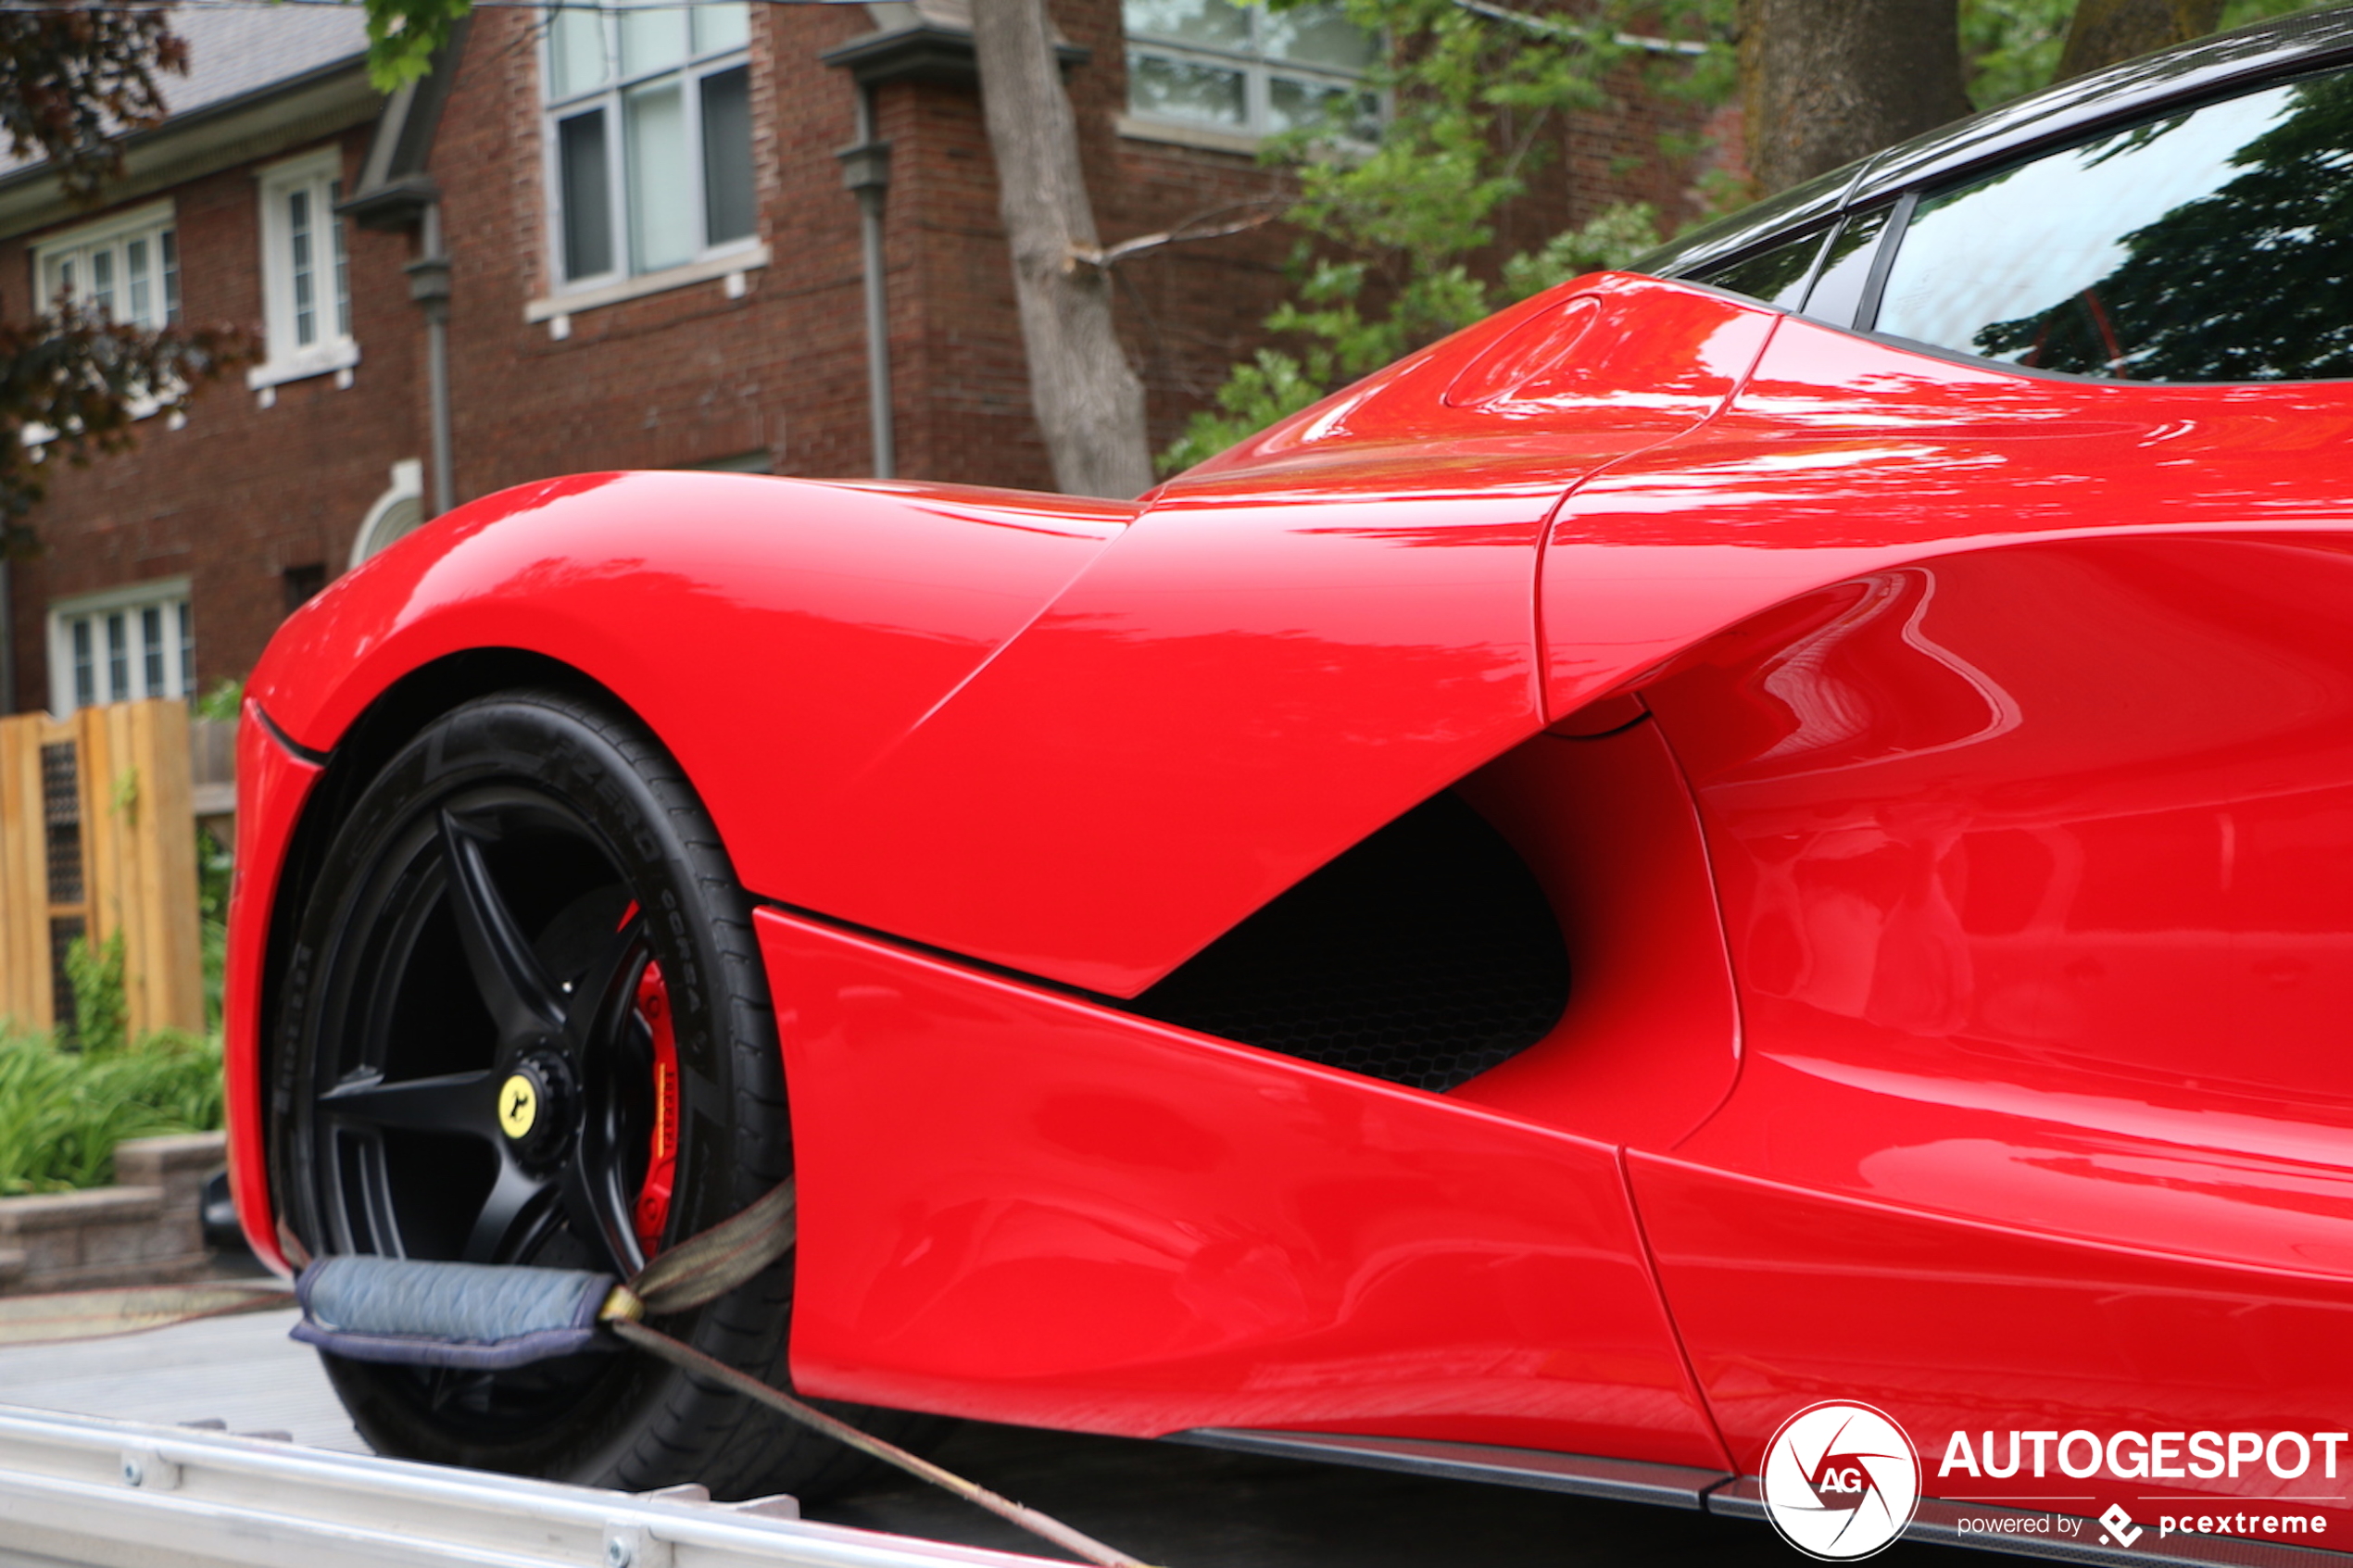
[{"left": 273, "top": 689, "right": 932, "bottom": 1497}]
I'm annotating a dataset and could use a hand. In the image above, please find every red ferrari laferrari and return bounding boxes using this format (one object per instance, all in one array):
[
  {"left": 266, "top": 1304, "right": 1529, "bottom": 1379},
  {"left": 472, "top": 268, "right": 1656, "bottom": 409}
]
[{"left": 229, "top": 9, "right": 2353, "bottom": 1557}]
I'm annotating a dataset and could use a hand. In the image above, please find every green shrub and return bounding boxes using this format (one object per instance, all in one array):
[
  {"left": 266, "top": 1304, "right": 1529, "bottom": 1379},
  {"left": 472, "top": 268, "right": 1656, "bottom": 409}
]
[
  {"left": 0, "top": 1029, "right": 223, "bottom": 1194},
  {"left": 65, "top": 929, "right": 127, "bottom": 1053}
]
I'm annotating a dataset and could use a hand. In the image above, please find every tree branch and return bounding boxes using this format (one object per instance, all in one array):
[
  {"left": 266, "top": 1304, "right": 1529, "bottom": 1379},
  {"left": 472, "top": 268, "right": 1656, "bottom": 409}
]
[{"left": 1068, "top": 199, "right": 1289, "bottom": 272}]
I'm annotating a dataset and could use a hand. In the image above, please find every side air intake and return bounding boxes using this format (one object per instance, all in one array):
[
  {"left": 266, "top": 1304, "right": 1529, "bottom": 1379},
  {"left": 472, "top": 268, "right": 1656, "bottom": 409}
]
[{"left": 1126, "top": 792, "right": 1567, "bottom": 1093}]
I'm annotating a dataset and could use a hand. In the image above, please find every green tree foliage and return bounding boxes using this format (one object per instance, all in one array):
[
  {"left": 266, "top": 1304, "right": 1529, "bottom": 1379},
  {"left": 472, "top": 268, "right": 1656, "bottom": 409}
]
[
  {"left": 356, "top": 0, "right": 468, "bottom": 90},
  {"left": 1160, "top": 0, "right": 1722, "bottom": 474}
]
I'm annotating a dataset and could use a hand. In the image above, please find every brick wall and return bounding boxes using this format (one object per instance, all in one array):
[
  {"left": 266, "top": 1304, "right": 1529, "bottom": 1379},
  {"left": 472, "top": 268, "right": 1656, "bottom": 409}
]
[
  {"left": 3, "top": 3, "right": 1728, "bottom": 710},
  {"left": 0, "top": 128, "right": 422, "bottom": 713}
]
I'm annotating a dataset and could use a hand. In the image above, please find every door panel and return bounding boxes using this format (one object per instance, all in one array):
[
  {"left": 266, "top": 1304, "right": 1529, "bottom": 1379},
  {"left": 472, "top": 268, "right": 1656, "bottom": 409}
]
[
  {"left": 1628, "top": 533, "right": 2353, "bottom": 1535},
  {"left": 1550, "top": 317, "right": 2353, "bottom": 1543},
  {"left": 764, "top": 908, "right": 1730, "bottom": 1469}
]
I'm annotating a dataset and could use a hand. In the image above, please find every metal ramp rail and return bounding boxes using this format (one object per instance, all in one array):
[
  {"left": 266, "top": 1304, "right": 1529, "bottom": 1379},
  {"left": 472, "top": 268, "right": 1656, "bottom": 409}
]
[{"left": 0, "top": 1405, "right": 1055, "bottom": 1568}]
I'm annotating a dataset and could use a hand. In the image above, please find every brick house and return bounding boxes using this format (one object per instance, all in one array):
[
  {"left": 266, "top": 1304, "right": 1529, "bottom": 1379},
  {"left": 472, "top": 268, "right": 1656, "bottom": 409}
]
[{"left": 0, "top": 0, "right": 1721, "bottom": 717}]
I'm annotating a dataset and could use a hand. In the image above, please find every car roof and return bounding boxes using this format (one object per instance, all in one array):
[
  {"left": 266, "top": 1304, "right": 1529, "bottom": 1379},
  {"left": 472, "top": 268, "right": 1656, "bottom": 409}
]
[{"left": 1640, "top": 4, "right": 2353, "bottom": 280}]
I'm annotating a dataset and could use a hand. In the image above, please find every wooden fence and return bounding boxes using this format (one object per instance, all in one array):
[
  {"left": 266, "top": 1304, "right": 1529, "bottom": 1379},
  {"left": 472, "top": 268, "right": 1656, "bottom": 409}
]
[{"left": 0, "top": 700, "right": 202, "bottom": 1040}]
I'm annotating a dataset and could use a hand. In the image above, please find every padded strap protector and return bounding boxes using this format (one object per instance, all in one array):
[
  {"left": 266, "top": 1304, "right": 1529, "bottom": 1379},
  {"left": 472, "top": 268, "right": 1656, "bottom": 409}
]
[{"left": 292, "top": 1256, "right": 616, "bottom": 1370}]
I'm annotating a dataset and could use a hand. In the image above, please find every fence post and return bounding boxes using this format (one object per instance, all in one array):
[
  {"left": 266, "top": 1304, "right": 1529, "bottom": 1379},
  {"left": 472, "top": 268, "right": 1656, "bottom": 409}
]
[{"left": 0, "top": 714, "right": 53, "bottom": 1033}]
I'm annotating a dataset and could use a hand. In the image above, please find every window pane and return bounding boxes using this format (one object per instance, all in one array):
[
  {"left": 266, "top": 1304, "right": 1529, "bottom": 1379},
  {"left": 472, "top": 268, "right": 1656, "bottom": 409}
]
[
  {"left": 1268, "top": 75, "right": 1375, "bottom": 136},
  {"left": 692, "top": 1, "right": 749, "bottom": 56},
  {"left": 106, "top": 612, "right": 127, "bottom": 703},
  {"left": 1697, "top": 227, "right": 1826, "bottom": 310},
  {"left": 1127, "top": 52, "right": 1246, "bottom": 127},
  {"left": 559, "top": 109, "right": 615, "bottom": 279},
  {"left": 127, "top": 238, "right": 152, "bottom": 326},
  {"left": 1876, "top": 71, "right": 2353, "bottom": 381},
  {"left": 161, "top": 231, "right": 179, "bottom": 323},
  {"left": 1262, "top": 4, "right": 1375, "bottom": 72},
  {"left": 1800, "top": 205, "right": 1892, "bottom": 328},
  {"left": 175, "top": 602, "right": 194, "bottom": 696},
  {"left": 332, "top": 179, "right": 351, "bottom": 338},
  {"left": 141, "top": 607, "right": 163, "bottom": 695},
  {"left": 625, "top": 82, "right": 694, "bottom": 273},
  {"left": 289, "top": 186, "right": 316, "bottom": 347},
  {"left": 1125, "top": 0, "right": 1249, "bottom": 50},
  {"left": 91, "top": 250, "right": 113, "bottom": 317},
  {"left": 620, "top": 0, "right": 690, "bottom": 77},
  {"left": 549, "top": 3, "right": 609, "bottom": 96},
  {"left": 701, "top": 65, "right": 754, "bottom": 245},
  {"left": 71, "top": 620, "right": 93, "bottom": 709}
]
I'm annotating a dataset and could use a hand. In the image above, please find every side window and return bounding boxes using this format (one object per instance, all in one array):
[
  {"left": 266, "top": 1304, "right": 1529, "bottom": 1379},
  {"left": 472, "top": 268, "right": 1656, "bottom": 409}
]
[
  {"left": 1873, "top": 69, "right": 2353, "bottom": 382},
  {"left": 1693, "top": 228, "right": 1826, "bottom": 310}
]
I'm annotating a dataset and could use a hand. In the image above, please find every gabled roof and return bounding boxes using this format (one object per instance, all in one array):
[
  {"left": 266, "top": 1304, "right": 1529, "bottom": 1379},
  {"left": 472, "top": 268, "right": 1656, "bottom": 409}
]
[{"left": 0, "top": 4, "right": 375, "bottom": 237}]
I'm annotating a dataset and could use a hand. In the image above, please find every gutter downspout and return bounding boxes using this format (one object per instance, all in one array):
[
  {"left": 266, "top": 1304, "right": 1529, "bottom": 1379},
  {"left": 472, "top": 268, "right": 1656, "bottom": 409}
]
[
  {"left": 406, "top": 202, "right": 456, "bottom": 517},
  {"left": 837, "top": 92, "right": 894, "bottom": 480}
]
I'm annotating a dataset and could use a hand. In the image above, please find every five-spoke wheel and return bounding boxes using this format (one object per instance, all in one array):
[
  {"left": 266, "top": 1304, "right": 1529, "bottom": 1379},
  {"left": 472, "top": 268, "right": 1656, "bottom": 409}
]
[{"left": 275, "top": 690, "right": 808, "bottom": 1492}]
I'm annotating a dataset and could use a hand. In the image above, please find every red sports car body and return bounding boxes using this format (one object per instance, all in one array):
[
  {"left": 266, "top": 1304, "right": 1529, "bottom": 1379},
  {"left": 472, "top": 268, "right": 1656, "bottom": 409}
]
[{"left": 230, "top": 13, "right": 2353, "bottom": 1556}]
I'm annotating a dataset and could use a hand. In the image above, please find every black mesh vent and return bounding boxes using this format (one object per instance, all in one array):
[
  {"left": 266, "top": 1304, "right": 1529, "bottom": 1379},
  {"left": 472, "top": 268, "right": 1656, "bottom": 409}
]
[{"left": 1127, "top": 792, "right": 1567, "bottom": 1093}]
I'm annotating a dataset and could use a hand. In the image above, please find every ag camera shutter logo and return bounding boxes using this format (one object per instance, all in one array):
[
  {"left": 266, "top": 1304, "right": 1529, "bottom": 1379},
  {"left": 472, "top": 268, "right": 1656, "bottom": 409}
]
[{"left": 1763, "top": 1401, "right": 1923, "bottom": 1561}]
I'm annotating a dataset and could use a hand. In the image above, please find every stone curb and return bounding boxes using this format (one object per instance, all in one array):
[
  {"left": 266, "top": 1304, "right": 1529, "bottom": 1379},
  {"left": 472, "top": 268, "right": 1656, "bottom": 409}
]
[{"left": 0, "top": 1131, "right": 220, "bottom": 1296}]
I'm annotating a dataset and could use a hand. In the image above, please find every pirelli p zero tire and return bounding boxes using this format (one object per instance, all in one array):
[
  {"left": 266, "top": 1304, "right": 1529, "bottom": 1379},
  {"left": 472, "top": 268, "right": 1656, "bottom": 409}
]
[{"left": 271, "top": 688, "right": 934, "bottom": 1498}]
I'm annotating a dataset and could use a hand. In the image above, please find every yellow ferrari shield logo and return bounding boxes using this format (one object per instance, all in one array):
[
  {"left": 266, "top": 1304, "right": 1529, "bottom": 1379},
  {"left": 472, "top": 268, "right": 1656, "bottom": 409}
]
[{"left": 497, "top": 1073, "right": 537, "bottom": 1139}]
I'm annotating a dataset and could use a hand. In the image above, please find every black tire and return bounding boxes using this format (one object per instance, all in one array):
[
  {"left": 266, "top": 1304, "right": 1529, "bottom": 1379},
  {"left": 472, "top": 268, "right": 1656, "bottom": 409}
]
[{"left": 272, "top": 688, "right": 944, "bottom": 1499}]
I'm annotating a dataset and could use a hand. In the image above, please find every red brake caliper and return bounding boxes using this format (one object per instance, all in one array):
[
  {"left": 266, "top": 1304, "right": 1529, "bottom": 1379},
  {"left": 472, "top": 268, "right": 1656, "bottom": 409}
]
[{"left": 633, "top": 955, "right": 681, "bottom": 1253}]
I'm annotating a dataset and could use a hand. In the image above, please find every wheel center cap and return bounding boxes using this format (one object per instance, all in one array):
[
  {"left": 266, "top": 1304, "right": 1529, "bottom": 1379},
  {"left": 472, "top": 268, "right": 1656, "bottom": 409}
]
[
  {"left": 497, "top": 1051, "right": 576, "bottom": 1163},
  {"left": 497, "top": 1073, "right": 539, "bottom": 1139}
]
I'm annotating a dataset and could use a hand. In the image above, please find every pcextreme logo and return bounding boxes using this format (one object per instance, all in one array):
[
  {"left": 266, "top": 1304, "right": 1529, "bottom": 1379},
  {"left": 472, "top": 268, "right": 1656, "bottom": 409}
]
[{"left": 1762, "top": 1401, "right": 1922, "bottom": 1561}]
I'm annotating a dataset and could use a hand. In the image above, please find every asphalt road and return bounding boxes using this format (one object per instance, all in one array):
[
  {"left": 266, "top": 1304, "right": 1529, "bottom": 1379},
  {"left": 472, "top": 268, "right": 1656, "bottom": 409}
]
[{"left": 0, "top": 1303, "right": 1977, "bottom": 1568}]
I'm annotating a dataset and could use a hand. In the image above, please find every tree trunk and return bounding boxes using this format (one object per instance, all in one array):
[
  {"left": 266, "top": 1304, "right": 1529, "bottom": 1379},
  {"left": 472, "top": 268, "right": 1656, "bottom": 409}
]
[
  {"left": 968, "top": 0, "right": 1154, "bottom": 498},
  {"left": 1740, "top": 0, "right": 1972, "bottom": 196},
  {"left": 2055, "top": 0, "right": 2225, "bottom": 82}
]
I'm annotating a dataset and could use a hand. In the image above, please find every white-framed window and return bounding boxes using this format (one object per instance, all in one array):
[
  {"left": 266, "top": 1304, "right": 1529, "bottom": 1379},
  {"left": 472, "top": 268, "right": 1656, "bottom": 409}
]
[
  {"left": 543, "top": 0, "right": 758, "bottom": 289},
  {"left": 250, "top": 148, "right": 357, "bottom": 391},
  {"left": 32, "top": 200, "right": 180, "bottom": 329},
  {"left": 47, "top": 579, "right": 195, "bottom": 716},
  {"left": 1124, "top": 0, "right": 1378, "bottom": 140}
]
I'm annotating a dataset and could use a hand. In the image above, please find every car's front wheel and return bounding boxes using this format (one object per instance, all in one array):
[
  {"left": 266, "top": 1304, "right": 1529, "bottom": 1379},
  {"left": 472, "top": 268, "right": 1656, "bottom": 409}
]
[{"left": 271, "top": 687, "right": 914, "bottom": 1497}]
